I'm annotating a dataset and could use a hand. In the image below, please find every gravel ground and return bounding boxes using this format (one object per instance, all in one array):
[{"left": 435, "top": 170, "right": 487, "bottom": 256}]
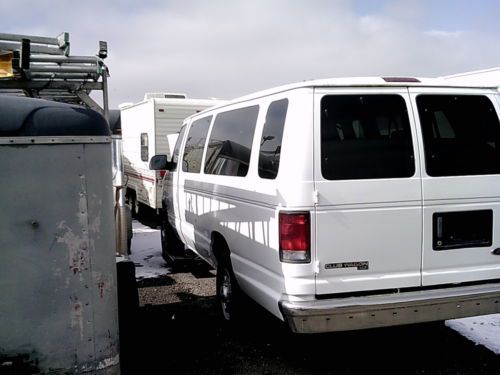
[
  {"left": 138, "top": 259, "right": 217, "bottom": 306},
  {"left": 120, "top": 216, "right": 500, "bottom": 375},
  {"left": 120, "top": 260, "right": 500, "bottom": 375}
]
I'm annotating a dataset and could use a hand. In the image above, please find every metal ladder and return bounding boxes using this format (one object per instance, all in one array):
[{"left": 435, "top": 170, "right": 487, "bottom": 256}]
[{"left": 0, "top": 32, "right": 109, "bottom": 119}]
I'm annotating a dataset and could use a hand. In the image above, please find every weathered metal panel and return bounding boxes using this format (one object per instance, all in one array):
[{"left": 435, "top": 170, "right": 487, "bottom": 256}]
[
  {"left": 0, "top": 142, "right": 119, "bottom": 374},
  {"left": 84, "top": 144, "right": 120, "bottom": 370}
]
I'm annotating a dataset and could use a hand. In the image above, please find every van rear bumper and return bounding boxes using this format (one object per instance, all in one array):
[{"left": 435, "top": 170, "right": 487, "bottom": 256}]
[{"left": 279, "top": 283, "right": 500, "bottom": 333}]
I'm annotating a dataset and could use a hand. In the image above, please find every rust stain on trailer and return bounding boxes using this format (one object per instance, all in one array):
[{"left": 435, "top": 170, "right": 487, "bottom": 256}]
[
  {"left": 93, "top": 272, "right": 114, "bottom": 299},
  {"left": 70, "top": 296, "right": 84, "bottom": 340},
  {"left": 56, "top": 222, "right": 89, "bottom": 277}
]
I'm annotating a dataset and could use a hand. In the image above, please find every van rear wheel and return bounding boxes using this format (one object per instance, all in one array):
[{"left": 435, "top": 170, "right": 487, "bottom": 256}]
[{"left": 216, "top": 256, "right": 241, "bottom": 322}]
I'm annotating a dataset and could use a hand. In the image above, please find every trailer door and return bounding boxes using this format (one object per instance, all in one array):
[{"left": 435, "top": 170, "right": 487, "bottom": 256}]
[{"left": 314, "top": 88, "right": 423, "bottom": 295}]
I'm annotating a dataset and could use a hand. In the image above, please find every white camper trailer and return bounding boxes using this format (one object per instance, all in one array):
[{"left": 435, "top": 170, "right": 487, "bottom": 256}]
[
  {"left": 442, "top": 67, "right": 500, "bottom": 86},
  {"left": 120, "top": 93, "right": 225, "bottom": 215}
]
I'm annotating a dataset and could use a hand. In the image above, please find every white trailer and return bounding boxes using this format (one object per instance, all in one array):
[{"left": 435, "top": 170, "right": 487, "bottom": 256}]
[
  {"left": 441, "top": 66, "right": 500, "bottom": 86},
  {"left": 121, "top": 93, "right": 224, "bottom": 215}
]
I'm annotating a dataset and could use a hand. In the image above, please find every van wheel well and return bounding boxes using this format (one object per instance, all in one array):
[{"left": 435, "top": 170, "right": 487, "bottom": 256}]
[
  {"left": 212, "top": 233, "right": 244, "bottom": 322},
  {"left": 211, "top": 232, "right": 230, "bottom": 265}
]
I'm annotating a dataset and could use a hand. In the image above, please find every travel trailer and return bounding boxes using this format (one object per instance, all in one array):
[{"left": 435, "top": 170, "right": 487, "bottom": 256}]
[
  {"left": 120, "top": 93, "right": 225, "bottom": 215},
  {"left": 442, "top": 66, "right": 500, "bottom": 86}
]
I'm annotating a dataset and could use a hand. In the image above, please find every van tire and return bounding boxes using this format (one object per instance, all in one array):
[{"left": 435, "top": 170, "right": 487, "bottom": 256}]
[
  {"left": 160, "top": 217, "right": 184, "bottom": 266},
  {"left": 216, "top": 252, "right": 242, "bottom": 322}
]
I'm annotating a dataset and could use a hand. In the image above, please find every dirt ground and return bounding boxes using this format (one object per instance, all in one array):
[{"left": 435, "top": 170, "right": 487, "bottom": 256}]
[{"left": 119, "top": 258, "right": 500, "bottom": 375}]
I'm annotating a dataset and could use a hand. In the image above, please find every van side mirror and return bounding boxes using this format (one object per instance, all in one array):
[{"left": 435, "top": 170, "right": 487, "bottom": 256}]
[{"left": 149, "top": 154, "right": 172, "bottom": 171}]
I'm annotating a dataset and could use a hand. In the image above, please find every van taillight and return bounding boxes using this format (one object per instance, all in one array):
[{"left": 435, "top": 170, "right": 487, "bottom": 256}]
[{"left": 279, "top": 212, "right": 310, "bottom": 263}]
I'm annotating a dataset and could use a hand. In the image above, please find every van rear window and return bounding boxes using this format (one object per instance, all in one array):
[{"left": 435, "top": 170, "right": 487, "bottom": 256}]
[
  {"left": 204, "top": 106, "right": 259, "bottom": 177},
  {"left": 417, "top": 95, "right": 500, "bottom": 177},
  {"left": 321, "top": 95, "right": 415, "bottom": 180},
  {"left": 259, "top": 99, "right": 288, "bottom": 179}
]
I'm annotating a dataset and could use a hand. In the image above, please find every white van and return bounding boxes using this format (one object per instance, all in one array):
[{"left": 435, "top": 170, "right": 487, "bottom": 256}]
[{"left": 150, "top": 77, "right": 500, "bottom": 333}]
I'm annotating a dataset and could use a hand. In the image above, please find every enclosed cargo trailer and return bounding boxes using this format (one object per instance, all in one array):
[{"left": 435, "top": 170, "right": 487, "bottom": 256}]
[{"left": 0, "top": 97, "right": 120, "bottom": 373}]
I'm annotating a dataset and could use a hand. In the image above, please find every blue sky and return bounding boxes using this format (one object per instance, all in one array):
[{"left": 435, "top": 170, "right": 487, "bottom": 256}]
[
  {"left": 2, "top": 0, "right": 500, "bottom": 106},
  {"left": 353, "top": 0, "right": 500, "bottom": 31}
]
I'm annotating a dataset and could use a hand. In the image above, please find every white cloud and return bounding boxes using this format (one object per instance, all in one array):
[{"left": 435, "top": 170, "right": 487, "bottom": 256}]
[
  {"left": 426, "top": 30, "right": 464, "bottom": 38},
  {"left": 3, "top": 0, "right": 500, "bottom": 107}
]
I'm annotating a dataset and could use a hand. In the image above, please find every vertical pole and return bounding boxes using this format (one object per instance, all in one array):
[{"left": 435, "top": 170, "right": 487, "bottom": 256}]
[{"left": 102, "top": 65, "right": 110, "bottom": 125}]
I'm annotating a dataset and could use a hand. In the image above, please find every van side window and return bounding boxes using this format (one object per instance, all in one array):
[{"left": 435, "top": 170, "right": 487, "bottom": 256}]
[
  {"left": 140, "top": 133, "right": 148, "bottom": 161},
  {"left": 321, "top": 95, "right": 415, "bottom": 180},
  {"left": 171, "top": 125, "right": 186, "bottom": 171},
  {"left": 258, "top": 99, "right": 288, "bottom": 179},
  {"left": 182, "top": 116, "right": 212, "bottom": 173},
  {"left": 417, "top": 95, "right": 500, "bottom": 177},
  {"left": 204, "top": 106, "right": 259, "bottom": 177}
]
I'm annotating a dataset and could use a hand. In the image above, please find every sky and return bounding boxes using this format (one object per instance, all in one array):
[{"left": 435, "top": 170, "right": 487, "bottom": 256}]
[{"left": 2, "top": 0, "right": 500, "bottom": 107}]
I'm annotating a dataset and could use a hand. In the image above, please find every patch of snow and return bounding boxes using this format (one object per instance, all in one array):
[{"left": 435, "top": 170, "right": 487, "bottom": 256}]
[
  {"left": 96, "top": 354, "right": 120, "bottom": 370},
  {"left": 446, "top": 314, "right": 500, "bottom": 354},
  {"left": 129, "top": 220, "right": 171, "bottom": 280}
]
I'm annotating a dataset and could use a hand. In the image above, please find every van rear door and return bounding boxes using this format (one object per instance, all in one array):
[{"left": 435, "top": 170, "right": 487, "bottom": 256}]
[
  {"left": 409, "top": 88, "right": 500, "bottom": 286},
  {"left": 314, "top": 88, "right": 422, "bottom": 295}
]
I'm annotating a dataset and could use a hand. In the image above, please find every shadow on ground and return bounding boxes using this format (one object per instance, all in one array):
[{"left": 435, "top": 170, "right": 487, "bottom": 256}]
[
  {"left": 121, "top": 209, "right": 500, "bottom": 374},
  {"left": 121, "top": 280, "right": 500, "bottom": 374}
]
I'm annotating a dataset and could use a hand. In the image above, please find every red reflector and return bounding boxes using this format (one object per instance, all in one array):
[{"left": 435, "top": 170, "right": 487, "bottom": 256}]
[
  {"left": 159, "top": 170, "right": 166, "bottom": 178},
  {"left": 279, "top": 212, "right": 310, "bottom": 263}
]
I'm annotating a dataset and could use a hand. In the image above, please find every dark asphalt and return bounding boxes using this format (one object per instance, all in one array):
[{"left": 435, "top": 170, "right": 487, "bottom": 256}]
[{"left": 120, "top": 259, "right": 500, "bottom": 375}]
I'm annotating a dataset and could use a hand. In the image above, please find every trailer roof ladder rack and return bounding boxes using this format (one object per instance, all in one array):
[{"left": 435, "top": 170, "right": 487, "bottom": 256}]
[{"left": 0, "top": 31, "right": 109, "bottom": 120}]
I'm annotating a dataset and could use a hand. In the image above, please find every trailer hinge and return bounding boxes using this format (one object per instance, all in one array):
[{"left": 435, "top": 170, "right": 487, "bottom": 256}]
[{"left": 313, "top": 189, "right": 319, "bottom": 205}]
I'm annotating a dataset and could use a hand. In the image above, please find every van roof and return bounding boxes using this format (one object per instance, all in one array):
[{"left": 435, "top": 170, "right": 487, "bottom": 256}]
[
  {"left": 238, "top": 76, "right": 499, "bottom": 100},
  {"left": 0, "top": 96, "right": 110, "bottom": 137},
  {"left": 187, "top": 76, "right": 500, "bottom": 120}
]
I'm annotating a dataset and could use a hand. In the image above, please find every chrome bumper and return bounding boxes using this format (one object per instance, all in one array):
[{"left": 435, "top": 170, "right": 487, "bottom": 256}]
[{"left": 279, "top": 283, "right": 500, "bottom": 333}]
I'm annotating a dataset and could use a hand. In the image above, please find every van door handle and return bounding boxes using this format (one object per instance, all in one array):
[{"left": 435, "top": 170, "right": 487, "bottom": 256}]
[{"left": 492, "top": 248, "right": 500, "bottom": 255}]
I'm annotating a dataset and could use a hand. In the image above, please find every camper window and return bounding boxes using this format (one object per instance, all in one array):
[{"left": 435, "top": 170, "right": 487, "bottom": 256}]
[{"left": 140, "top": 133, "right": 148, "bottom": 161}]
